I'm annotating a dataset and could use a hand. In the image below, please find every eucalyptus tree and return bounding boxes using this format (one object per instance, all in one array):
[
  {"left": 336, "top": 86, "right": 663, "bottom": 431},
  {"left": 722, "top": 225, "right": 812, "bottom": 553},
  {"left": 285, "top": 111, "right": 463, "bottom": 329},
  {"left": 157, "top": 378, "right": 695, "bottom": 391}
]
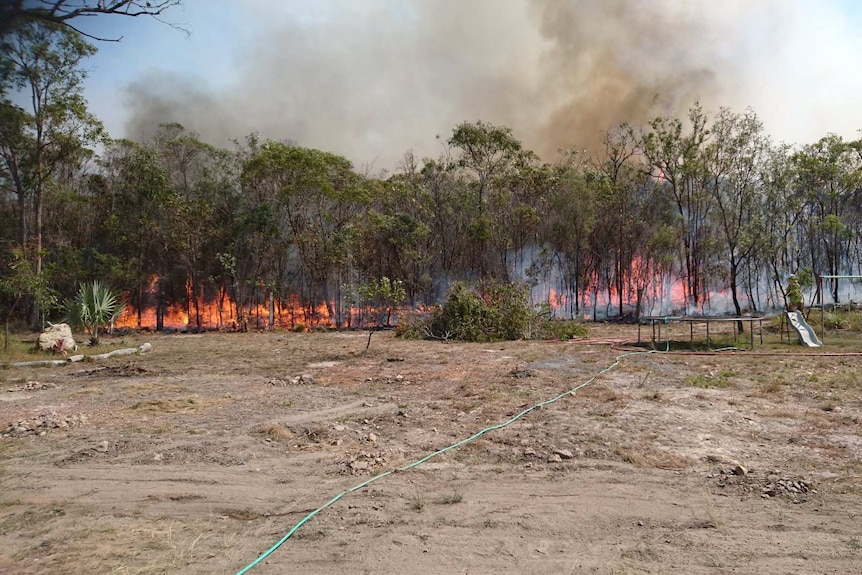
[
  {"left": 242, "top": 142, "right": 369, "bottom": 327},
  {"left": 0, "top": 21, "right": 103, "bottom": 325},
  {"left": 792, "top": 134, "right": 862, "bottom": 302},
  {"left": 416, "top": 155, "right": 472, "bottom": 300},
  {"left": 448, "top": 121, "right": 528, "bottom": 278},
  {"left": 592, "top": 125, "right": 657, "bottom": 317},
  {"left": 640, "top": 103, "right": 716, "bottom": 309},
  {"left": 356, "top": 172, "right": 432, "bottom": 307},
  {"left": 756, "top": 143, "right": 803, "bottom": 308},
  {"left": 150, "top": 123, "right": 237, "bottom": 328},
  {"left": 96, "top": 139, "right": 172, "bottom": 328},
  {"left": 543, "top": 158, "right": 596, "bottom": 317},
  {"left": 705, "top": 108, "right": 769, "bottom": 318}
]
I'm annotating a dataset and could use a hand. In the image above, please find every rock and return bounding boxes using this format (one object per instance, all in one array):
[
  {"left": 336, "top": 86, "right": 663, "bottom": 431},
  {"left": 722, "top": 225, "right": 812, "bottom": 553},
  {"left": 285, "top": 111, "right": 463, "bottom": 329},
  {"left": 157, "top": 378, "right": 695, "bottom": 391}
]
[
  {"left": 153, "top": 453, "right": 163, "bottom": 461},
  {"left": 732, "top": 464, "right": 748, "bottom": 476},
  {"left": 368, "top": 433, "right": 378, "bottom": 443},
  {"left": 554, "top": 449, "right": 574, "bottom": 460},
  {"left": 349, "top": 460, "right": 369, "bottom": 471},
  {"left": 95, "top": 440, "right": 110, "bottom": 453},
  {"left": 334, "top": 425, "right": 346, "bottom": 432},
  {"left": 395, "top": 375, "right": 404, "bottom": 382},
  {"left": 38, "top": 323, "right": 77, "bottom": 353},
  {"left": 547, "top": 453, "right": 563, "bottom": 463},
  {"left": 300, "top": 374, "right": 315, "bottom": 384},
  {"left": 524, "top": 448, "right": 537, "bottom": 457}
]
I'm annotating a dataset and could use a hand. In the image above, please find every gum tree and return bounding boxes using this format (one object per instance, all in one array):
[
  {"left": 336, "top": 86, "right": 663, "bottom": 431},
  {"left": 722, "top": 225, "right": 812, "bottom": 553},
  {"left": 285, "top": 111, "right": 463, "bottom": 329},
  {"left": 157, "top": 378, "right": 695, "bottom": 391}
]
[{"left": 0, "top": 21, "right": 102, "bottom": 325}]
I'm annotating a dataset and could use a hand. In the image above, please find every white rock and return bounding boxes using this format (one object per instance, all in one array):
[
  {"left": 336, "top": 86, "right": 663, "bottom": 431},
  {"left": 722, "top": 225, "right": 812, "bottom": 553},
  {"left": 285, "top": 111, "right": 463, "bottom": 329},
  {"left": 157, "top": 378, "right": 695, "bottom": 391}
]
[{"left": 38, "top": 323, "right": 77, "bottom": 353}]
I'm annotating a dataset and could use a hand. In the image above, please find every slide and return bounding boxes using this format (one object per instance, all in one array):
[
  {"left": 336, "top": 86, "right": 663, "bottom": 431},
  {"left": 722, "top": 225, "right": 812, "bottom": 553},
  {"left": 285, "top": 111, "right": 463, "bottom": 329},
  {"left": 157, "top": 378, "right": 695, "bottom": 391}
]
[{"left": 786, "top": 311, "right": 823, "bottom": 347}]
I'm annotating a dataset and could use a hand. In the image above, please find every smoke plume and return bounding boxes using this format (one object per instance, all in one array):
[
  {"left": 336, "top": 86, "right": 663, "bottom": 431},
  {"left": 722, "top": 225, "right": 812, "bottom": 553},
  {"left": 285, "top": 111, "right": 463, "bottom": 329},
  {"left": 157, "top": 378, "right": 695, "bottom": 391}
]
[{"left": 122, "top": 0, "right": 861, "bottom": 168}]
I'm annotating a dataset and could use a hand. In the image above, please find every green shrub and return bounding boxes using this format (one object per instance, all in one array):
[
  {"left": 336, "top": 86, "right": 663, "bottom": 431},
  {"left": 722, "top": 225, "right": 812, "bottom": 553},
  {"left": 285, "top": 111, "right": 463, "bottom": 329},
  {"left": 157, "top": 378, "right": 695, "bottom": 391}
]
[
  {"left": 824, "top": 312, "right": 848, "bottom": 330},
  {"left": 398, "top": 282, "right": 587, "bottom": 342},
  {"left": 427, "top": 282, "right": 532, "bottom": 342},
  {"left": 539, "top": 319, "right": 588, "bottom": 340}
]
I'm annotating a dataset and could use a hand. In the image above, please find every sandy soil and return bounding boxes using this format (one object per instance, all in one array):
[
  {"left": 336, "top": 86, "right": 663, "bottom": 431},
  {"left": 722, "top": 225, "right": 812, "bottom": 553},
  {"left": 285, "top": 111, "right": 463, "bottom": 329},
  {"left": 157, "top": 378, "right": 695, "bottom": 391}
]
[{"left": 1, "top": 326, "right": 861, "bottom": 574}]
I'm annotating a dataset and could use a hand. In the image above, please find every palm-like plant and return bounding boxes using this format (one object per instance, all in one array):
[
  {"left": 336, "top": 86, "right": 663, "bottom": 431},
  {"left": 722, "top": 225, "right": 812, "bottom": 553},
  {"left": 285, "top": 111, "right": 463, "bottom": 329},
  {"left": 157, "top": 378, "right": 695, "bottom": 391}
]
[{"left": 66, "top": 281, "right": 125, "bottom": 345}]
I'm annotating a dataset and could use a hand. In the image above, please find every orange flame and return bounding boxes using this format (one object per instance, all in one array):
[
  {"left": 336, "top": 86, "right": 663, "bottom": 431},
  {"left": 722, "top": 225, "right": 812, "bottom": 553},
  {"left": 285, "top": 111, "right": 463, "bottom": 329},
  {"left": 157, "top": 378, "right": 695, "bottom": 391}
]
[{"left": 114, "top": 275, "right": 335, "bottom": 331}]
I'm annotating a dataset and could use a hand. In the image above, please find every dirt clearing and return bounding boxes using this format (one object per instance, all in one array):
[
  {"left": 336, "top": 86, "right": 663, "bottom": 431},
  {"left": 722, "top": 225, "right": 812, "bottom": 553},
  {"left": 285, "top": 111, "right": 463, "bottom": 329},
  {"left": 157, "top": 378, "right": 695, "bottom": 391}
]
[{"left": 1, "top": 327, "right": 861, "bottom": 574}]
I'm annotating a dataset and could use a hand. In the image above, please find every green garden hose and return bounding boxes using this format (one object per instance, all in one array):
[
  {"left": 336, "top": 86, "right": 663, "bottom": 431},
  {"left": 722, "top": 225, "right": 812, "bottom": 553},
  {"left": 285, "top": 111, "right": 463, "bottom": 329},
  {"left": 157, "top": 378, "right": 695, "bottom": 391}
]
[{"left": 233, "top": 345, "right": 659, "bottom": 575}]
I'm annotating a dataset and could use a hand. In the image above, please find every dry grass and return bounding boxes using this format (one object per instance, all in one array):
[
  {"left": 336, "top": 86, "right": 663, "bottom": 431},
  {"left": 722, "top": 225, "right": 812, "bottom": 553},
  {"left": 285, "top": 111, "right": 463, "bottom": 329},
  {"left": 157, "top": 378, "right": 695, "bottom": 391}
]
[
  {"left": 130, "top": 396, "right": 212, "bottom": 413},
  {"left": 436, "top": 492, "right": 464, "bottom": 505},
  {"left": 127, "top": 382, "right": 191, "bottom": 395},
  {"left": 3, "top": 328, "right": 862, "bottom": 574},
  {"left": 249, "top": 423, "right": 293, "bottom": 442},
  {"left": 216, "top": 508, "right": 264, "bottom": 521}
]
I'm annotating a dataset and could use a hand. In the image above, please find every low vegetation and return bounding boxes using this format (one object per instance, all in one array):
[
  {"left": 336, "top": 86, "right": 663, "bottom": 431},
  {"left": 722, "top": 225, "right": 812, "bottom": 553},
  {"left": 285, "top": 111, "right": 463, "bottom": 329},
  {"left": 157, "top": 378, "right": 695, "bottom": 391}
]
[{"left": 397, "top": 282, "right": 587, "bottom": 342}]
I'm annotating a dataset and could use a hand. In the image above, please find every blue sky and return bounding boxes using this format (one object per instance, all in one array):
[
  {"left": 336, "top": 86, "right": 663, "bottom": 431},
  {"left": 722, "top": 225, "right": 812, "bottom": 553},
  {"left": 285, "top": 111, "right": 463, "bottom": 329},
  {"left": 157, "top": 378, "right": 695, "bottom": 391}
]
[{"left": 72, "top": 0, "right": 862, "bottom": 166}]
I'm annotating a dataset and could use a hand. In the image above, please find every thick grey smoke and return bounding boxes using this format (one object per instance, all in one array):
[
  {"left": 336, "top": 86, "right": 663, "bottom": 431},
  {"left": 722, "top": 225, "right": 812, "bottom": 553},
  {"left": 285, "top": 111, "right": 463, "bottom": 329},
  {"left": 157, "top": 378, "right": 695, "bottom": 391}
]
[{"left": 123, "top": 0, "right": 861, "bottom": 167}]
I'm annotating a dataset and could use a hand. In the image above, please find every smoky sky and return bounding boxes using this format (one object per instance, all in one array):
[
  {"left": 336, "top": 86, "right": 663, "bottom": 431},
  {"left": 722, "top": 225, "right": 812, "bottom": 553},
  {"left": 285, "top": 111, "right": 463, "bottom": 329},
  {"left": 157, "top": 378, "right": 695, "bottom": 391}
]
[{"left": 122, "top": 0, "right": 856, "bottom": 169}]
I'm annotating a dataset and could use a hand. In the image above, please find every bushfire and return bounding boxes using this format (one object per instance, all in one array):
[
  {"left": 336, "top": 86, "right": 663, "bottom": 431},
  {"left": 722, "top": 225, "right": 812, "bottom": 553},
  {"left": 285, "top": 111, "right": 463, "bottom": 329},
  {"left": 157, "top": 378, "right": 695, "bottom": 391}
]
[{"left": 114, "top": 276, "right": 334, "bottom": 331}]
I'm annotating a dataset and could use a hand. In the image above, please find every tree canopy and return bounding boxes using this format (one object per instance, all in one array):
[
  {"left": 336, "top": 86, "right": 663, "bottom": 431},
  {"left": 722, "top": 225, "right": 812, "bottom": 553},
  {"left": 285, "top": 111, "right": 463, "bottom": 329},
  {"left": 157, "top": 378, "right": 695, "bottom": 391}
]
[{"left": 1, "top": 15, "right": 861, "bottom": 330}]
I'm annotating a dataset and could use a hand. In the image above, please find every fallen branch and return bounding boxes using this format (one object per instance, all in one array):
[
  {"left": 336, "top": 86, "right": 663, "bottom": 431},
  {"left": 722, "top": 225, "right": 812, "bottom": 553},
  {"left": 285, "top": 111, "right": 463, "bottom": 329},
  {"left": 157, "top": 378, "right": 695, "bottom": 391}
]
[{"left": 5, "top": 343, "right": 153, "bottom": 368}]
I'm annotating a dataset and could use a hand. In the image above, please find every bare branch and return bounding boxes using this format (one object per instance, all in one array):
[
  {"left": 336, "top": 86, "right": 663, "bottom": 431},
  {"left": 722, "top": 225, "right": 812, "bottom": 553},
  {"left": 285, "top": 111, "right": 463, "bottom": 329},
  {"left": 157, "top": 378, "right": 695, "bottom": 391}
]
[{"left": 1, "top": 1, "right": 186, "bottom": 41}]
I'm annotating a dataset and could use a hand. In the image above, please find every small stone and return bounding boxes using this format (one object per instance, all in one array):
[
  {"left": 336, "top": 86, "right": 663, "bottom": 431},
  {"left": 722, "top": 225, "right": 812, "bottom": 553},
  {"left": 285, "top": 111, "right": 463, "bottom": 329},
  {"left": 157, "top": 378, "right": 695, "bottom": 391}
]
[
  {"left": 732, "top": 464, "right": 748, "bottom": 476},
  {"left": 154, "top": 453, "right": 163, "bottom": 461},
  {"left": 331, "top": 439, "right": 343, "bottom": 446},
  {"left": 554, "top": 449, "right": 574, "bottom": 460},
  {"left": 334, "top": 425, "right": 346, "bottom": 432},
  {"left": 300, "top": 374, "right": 315, "bottom": 384},
  {"left": 368, "top": 433, "right": 378, "bottom": 443},
  {"left": 637, "top": 520, "right": 644, "bottom": 527},
  {"left": 38, "top": 430, "right": 47, "bottom": 437},
  {"left": 96, "top": 440, "right": 109, "bottom": 453},
  {"left": 56, "top": 420, "right": 68, "bottom": 429},
  {"left": 395, "top": 375, "right": 404, "bottom": 382},
  {"left": 524, "top": 448, "right": 537, "bottom": 457},
  {"left": 350, "top": 460, "right": 369, "bottom": 471},
  {"left": 547, "top": 454, "right": 563, "bottom": 463}
]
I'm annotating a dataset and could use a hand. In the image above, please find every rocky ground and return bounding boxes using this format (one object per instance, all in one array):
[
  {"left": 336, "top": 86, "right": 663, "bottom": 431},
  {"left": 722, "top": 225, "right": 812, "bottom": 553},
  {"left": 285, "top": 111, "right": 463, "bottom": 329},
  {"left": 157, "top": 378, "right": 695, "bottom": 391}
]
[{"left": 1, "top": 326, "right": 861, "bottom": 574}]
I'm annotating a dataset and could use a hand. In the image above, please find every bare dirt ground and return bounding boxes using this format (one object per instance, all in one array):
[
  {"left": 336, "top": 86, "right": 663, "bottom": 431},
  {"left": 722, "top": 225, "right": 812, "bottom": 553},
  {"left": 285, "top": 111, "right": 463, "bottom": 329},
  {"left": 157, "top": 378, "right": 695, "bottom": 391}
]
[{"left": 1, "top": 324, "right": 861, "bottom": 574}]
